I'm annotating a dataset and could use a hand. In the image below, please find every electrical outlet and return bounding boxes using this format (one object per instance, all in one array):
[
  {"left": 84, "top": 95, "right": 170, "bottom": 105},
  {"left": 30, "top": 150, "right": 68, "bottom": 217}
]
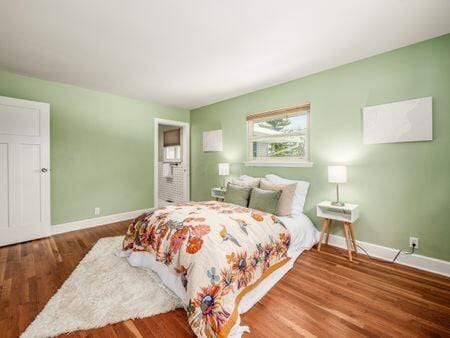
[
  {"left": 409, "top": 237, "right": 419, "bottom": 249},
  {"left": 94, "top": 207, "right": 100, "bottom": 216}
]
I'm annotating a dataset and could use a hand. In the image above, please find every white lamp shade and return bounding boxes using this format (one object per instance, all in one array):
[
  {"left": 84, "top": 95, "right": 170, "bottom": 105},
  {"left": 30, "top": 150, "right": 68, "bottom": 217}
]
[
  {"left": 328, "top": 165, "right": 347, "bottom": 183},
  {"left": 218, "top": 163, "right": 230, "bottom": 176}
]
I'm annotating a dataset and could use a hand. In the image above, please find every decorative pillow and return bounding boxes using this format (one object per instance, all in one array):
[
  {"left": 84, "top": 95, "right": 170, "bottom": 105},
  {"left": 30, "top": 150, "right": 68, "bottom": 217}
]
[
  {"left": 265, "top": 174, "right": 310, "bottom": 215},
  {"left": 248, "top": 187, "right": 281, "bottom": 214},
  {"left": 224, "top": 183, "right": 252, "bottom": 207},
  {"left": 260, "top": 179, "right": 296, "bottom": 216},
  {"left": 230, "top": 177, "right": 260, "bottom": 188}
]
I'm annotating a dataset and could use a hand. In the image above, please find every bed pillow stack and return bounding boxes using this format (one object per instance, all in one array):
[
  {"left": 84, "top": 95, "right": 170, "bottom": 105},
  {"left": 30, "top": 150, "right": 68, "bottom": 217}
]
[
  {"left": 224, "top": 174, "right": 309, "bottom": 216},
  {"left": 265, "top": 174, "right": 310, "bottom": 215}
]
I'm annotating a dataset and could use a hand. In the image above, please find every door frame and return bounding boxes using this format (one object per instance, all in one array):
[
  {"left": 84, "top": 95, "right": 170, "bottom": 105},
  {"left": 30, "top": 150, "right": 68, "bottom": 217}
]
[{"left": 153, "top": 118, "right": 190, "bottom": 208}]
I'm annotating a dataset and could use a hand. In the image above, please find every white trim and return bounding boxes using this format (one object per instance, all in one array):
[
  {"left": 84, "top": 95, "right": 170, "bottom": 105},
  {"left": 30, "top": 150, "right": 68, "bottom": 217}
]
[
  {"left": 51, "top": 208, "right": 152, "bottom": 235},
  {"left": 244, "top": 160, "right": 313, "bottom": 167},
  {"left": 327, "top": 234, "right": 450, "bottom": 277},
  {"left": 154, "top": 118, "right": 190, "bottom": 209}
]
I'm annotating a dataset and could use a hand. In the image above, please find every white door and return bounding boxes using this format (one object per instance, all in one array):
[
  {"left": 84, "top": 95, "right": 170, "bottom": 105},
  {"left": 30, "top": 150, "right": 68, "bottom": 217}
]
[{"left": 0, "top": 96, "right": 50, "bottom": 246}]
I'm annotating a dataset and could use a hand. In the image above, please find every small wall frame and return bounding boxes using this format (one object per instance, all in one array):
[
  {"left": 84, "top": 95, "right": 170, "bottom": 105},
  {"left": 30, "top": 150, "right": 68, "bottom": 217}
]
[{"left": 203, "top": 129, "right": 223, "bottom": 152}]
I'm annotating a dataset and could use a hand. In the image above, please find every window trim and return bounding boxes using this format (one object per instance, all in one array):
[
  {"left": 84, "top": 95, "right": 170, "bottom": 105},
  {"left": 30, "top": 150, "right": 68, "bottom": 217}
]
[
  {"left": 246, "top": 103, "right": 312, "bottom": 167},
  {"left": 163, "top": 145, "right": 181, "bottom": 162}
]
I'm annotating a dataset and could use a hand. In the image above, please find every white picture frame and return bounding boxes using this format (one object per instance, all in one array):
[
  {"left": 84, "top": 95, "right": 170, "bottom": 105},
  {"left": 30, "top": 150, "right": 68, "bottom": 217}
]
[
  {"left": 362, "top": 97, "right": 432, "bottom": 145},
  {"left": 203, "top": 129, "right": 223, "bottom": 151}
]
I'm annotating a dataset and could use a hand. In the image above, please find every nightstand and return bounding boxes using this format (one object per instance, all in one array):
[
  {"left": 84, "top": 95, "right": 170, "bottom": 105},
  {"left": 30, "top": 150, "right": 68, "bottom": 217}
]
[
  {"left": 211, "top": 187, "right": 226, "bottom": 201},
  {"left": 316, "top": 201, "right": 360, "bottom": 261}
]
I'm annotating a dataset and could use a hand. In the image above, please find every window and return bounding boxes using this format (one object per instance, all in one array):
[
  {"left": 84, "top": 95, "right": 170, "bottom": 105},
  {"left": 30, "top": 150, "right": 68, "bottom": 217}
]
[
  {"left": 246, "top": 103, "right": 312, "bottom": 167},
  {"left": 164, "top": 145, "right": 181, "bottom": 162},
  {"left": 163, "top": 127, "right": 181, "bottom": 162}
]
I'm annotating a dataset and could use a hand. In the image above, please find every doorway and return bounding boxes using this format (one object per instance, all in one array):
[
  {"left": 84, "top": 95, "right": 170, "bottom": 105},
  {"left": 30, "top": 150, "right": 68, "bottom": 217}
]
[{"left": 154, "top": 118, "right": 189, "bottom": 208}]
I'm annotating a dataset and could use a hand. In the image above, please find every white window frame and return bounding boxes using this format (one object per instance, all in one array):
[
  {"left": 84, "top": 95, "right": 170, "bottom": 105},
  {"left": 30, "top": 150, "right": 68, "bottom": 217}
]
[
  {"left": 245, "top": 105, "right": 313, "bottom": 167},
  {"left": 163, "top": 145, "right": 181, "bottom": 162}
]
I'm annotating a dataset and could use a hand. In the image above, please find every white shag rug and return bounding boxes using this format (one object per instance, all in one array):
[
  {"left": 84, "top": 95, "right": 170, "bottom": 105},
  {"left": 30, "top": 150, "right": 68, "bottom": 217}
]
[{"left": 21, "top": 236, "right": 183, "bottom": 338}]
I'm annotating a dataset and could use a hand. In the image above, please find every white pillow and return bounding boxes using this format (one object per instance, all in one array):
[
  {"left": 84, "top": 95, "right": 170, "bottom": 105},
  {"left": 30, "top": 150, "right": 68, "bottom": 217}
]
[
  {"left": 239, "top": 175, "right": 260, "bottom": 181},
  {"left": 265, "top": 174, "right": 309, "bottom": 215},
  {"left": 230, "top": 177, "right": 260, "bottom": 188}
]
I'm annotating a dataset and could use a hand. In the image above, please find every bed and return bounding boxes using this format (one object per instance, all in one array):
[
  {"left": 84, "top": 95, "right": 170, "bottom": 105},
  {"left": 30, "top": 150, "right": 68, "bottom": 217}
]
[{"left": 121, "top": 200, "right": 319, "bottom": 337}]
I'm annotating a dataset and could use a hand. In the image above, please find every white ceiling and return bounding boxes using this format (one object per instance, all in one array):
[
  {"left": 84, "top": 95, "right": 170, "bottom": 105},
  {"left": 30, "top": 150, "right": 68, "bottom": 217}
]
[{"left": 0, "top": 1, "right": 449, "bottom": 109}]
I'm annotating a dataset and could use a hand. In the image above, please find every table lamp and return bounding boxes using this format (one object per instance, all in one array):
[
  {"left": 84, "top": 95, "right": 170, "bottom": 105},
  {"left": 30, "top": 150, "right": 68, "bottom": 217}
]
[
  {"left": 328, "top": 165, "right": 347, "bottom": 206},
  {"left": 218, "top": 163, "right": 230, "bottom": 188}
]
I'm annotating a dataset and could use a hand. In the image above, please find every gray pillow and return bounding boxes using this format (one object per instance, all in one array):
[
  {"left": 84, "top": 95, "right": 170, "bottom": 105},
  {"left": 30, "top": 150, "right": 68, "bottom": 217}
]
[
  {"left": 224, "top": 183, "right": 252, "bottom": 207},
  {"left": 248, "top": 187, "right": 281, "bottom": 214}
]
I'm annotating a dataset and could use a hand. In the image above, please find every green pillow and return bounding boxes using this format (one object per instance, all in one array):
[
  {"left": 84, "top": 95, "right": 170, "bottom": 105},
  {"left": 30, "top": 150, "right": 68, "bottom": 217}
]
[
  {"left": 224, "top": 183, "right": 252, "bottom": 207},
  {"left": 248, "top": 187, "right": 281, "bottom": 214}
]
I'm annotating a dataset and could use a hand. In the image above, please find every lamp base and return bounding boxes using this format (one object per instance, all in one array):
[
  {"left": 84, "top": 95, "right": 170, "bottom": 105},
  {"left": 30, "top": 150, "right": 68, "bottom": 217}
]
[{"left": 331, "top": 201, "right": 345, "bottom": 207}]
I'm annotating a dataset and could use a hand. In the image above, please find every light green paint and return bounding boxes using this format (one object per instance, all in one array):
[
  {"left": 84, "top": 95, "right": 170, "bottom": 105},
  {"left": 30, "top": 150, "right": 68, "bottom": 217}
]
[
  {"left": 0, "top": 69, "right": 189, "bottom": 224},
  {"left": 190, "top": 34, "right": 450, "bottom": 261}
]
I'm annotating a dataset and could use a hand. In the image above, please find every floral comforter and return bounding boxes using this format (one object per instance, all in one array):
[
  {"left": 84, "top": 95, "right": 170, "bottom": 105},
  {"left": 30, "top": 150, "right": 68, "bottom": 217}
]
[{"left": 122, "top": 201, "right": 291, "bottom": 337}]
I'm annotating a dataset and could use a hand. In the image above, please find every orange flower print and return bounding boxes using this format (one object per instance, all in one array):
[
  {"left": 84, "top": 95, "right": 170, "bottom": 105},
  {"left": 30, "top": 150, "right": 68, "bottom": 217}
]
[
  {"left": 233, "top": 207, "right": 249, "bottom": 213},
  {"left": 184, "top": 217, "right": 206, "bottom": 223},
  {"left": 279, "top": 232, "right": 291, "bottom": 248},
  {"left": 261, "top": 243, "right": 273, "bottom": 271},
  {"left": 186, "top": 237, "right": 204, "bottom": 254},
  {"left": 169, "top": 227, "right": 188, "bottom": 254},
  {"left": 191, "top": 284, "right": 230, "bottom": 336},
  {"left": 233, "top": 251, "right": 253, "bottom": 289},
  {"left": 226, "top": 252, "right": 236, "bottom": 264},
  {"left": 251, "top": 212, "right": 264, "bottom": 222},
  {"left": 249, "top": 250, "right": 261, "bottom": 272},
  {"left": 220, "top": 266, "right": 236, "bottom": 295},
  {"left": 192, "top": 224, "right": 210, "bottom": 237}
]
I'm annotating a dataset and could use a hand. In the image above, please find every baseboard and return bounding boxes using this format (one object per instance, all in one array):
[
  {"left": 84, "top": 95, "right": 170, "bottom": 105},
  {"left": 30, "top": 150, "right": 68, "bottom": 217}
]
[
  {"left": 327, "top": 234, "right": 450, "bottom": 277},
  {"left": 51, "top": 208, "right": 153, "bottom": 235}
]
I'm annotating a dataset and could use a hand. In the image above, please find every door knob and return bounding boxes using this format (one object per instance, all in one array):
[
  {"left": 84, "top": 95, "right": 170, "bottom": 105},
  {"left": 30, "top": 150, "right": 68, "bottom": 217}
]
[{"left": 41, "top": 168, "right": 48, "bottom": 173}]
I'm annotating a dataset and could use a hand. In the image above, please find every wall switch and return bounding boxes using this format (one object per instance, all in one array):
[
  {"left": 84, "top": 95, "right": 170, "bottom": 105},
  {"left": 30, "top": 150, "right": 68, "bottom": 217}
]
[
  {"left": 409, "top": 237, "right": 419, "bottom": 249},
  {"left": 94, "top": 207, "right": 100, "bottom": 216}
]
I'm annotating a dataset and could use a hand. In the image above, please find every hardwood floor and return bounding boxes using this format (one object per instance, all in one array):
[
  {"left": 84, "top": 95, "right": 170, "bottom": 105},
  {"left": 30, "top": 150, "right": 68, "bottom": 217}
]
[{"left": 1, "top": 221, "right": 449, "bottom": 338}]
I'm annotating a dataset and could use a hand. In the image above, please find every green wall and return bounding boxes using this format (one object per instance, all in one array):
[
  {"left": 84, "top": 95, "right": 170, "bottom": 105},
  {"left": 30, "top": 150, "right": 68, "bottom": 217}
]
[
  {"left": 0, "top": 69, "right": 189, "bottom": 224},
  {"left": 190, "top": 34, "right": 450, "bottom": 261}
]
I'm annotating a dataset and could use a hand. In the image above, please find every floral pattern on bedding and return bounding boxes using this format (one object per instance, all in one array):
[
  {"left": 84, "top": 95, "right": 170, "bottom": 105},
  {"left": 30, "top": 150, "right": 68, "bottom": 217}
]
[{"left": 122, "top": 201, "right": 291, "bottom": 337}]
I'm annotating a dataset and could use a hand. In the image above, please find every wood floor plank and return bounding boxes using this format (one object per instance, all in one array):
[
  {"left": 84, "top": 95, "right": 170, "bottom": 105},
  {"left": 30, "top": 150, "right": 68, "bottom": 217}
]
[{"left": 0, "top": 220, "right": 449, "bottom": 338}]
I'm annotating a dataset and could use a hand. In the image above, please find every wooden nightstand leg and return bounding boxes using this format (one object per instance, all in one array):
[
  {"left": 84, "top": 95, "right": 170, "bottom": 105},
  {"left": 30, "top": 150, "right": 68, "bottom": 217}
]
[
  {"left": 349, "top": 223, "right": 357, "bottom": 253},
  {"left": 325, "top": 219, "right": 332, "bottom": 244},
  {"left": 317, "top": 219, "right": 329, "bottom": 251},
  {"left": 343, "top": 222, "right": 353, "bottom": 262}
]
